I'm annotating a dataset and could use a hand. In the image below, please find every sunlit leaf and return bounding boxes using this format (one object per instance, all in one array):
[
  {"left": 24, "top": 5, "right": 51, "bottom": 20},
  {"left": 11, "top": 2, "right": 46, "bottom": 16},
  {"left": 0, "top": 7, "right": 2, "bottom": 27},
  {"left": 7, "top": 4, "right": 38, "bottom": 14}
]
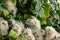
[
  {"left": 9, "top": 30, "right": 19, "bottom": 38},
  {"left": 11, "top": 0, "right": 17, "bottom": 5},
  {"left": 0, "top": 6, "right": 9, "bottom": 17}
]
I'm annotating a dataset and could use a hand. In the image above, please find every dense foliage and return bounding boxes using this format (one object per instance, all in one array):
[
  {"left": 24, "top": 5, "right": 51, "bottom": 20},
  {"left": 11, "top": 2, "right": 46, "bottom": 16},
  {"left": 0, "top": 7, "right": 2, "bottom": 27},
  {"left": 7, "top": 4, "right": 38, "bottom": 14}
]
[{"left": 0, "top": 0, "right": 60, "bottom": 40}]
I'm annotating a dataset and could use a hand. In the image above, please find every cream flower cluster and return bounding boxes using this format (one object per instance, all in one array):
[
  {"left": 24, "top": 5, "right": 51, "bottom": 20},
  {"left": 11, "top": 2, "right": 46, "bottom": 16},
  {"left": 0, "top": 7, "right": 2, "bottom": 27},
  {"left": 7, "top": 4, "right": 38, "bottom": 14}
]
[
  {"left": 0, "top": 16, "right": 60, "bottom": 40},
  {"left": 11, "top": 20, "right": 24, "bottom": 35},
  {"left": 0, "top": 17, "right": 9, "bottom": 36},
  {"left": 26, "top": 16, "right": 41, "bottom": 30},
  {"left": 26, "top": 16, "right": 43, "bottom": 40},
  {"left": 5, "top": 0, "right": 17, "bottom": 16},
  {"left": 23, "top": 28, "right": 35, "bottom": 40},
  {"left": 26, "top": 16, "right": 60, "bottom": 40},
  {"left": 45, "top": 26, "right": 60, "bottom": 40}
]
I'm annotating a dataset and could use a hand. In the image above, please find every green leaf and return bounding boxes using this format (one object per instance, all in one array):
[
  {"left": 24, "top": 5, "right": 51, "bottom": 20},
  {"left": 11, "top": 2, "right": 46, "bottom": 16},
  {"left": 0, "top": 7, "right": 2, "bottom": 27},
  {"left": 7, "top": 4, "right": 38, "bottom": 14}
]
[
  {"left": 11, "top": 0, "right": 16, "bottom": 5},
  {"left": 9, "top": 30, "right": 19, "bottom": 38},
  {"left": 0, "top": 6, "right": 9, "bottom": 17},
  {"left": 41, "top": 20, "right": 47, "bottom": 25},
  {"left": 19, "top": 34, "right": 26, "bottom": 40},
  {"left": 3, "top": 9, "right": 9, "bottom": 17},
  {"left": 24, "top": 14, "right": 32, "bottom": 19},
  {"left": 0, "top": 38, "right": 3, "bottom": 40},
  {"left": 49, "top": 0, "right": 56, "bottom": 3},
  {"left": 23, "top": 0, "right": 28, "bottom": 4},
  {"left": 0, "top": 0, "right": 5, "bottom": 3},
  {"left": 43, "top": 3, "right": 50, "bottom": 18},
  {"left": 40, "top": 16, "right": 47, "bottom": 25},
  {"left": 31, "top": 0, "right": 50, "bottom": 25},
  {"left": 38, "top": 7, "right": 45, "bottom": 17}
]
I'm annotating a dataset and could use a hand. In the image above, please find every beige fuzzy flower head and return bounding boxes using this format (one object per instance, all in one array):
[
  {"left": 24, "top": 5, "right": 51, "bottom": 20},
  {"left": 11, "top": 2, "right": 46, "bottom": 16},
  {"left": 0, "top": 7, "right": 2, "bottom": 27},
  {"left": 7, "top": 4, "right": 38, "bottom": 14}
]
[
  {"left": 0, "top": 19, "right": 9, "bottom": 36},
  {"left": 5, "top": 0, "right": 17, "bottom": 17},
  {"left": 45, "top": 26, "right": 60, "bottom": 40},
  {"left": 23, "top": 28, "right": 35, "bottom": 40},
  {"left": 26, "top": 16, "right": 41, "bottom": 30},
  {"left": 11, "top": 20, "right": 24, "bottom": 35}
]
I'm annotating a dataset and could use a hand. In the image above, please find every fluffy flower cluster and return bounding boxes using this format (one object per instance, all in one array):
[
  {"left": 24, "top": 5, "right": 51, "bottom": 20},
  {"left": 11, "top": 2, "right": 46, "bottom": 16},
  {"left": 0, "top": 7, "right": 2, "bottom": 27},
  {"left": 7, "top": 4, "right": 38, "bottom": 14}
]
[
  {"left": 23, "top": 28, "right": 35, "bottom": 40},
  {"left": 33, "top": 30, "right": 43, "bottom": 40},
  {"left": 0, "top": 16, "right": 60, "bottom": 40},
  {"left": 26, "top": 16, "right": 43, "bottom": 40},
  {"left": 5, "top": 0, "right": 17, "bottom": 16},
  {"left": 26, "top": 16, "right": 41, "bottom": 30},
  {"left": 45, "top": 26, "right": 60, "bottom": 40},
  {"left": 26, "top": 16, "right": 60, "bottom": 40},
  {"left": 0, "top": 17, "right": 9, "bottom": 36},
  {"left": 11, "top": 20, "right": 24, "bottom": 35}
]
